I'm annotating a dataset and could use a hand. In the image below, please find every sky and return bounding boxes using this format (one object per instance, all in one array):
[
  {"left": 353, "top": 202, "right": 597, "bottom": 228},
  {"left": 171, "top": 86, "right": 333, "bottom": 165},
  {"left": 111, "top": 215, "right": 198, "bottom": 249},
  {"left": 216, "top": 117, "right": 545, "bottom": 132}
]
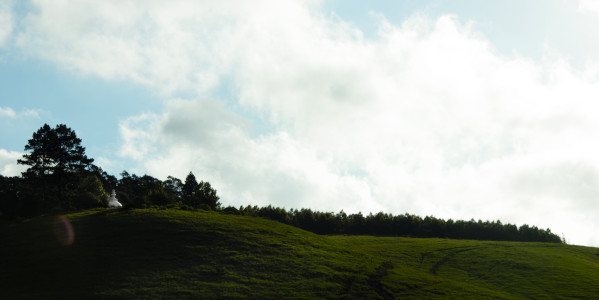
[{"left": 1, "top": 0, "right": 599, "bottom": 246}]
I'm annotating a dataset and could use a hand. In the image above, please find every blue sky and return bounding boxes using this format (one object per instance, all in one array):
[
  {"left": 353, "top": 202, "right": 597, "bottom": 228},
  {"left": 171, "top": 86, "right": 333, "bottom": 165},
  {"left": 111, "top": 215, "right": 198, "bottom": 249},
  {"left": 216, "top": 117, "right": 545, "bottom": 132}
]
[
  {"left": 2, "top": 0, "right": 599, "bottom": 246},
  {"left": 0, "top": 57, "right": 160, "bottom": 156}
]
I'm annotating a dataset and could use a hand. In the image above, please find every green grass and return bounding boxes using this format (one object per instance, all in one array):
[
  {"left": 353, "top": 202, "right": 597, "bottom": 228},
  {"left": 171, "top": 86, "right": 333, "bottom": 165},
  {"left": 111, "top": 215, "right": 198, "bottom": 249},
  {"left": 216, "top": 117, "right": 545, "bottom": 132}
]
[{"left": 1, "top": 209, "right": 598, "bottom": 298}]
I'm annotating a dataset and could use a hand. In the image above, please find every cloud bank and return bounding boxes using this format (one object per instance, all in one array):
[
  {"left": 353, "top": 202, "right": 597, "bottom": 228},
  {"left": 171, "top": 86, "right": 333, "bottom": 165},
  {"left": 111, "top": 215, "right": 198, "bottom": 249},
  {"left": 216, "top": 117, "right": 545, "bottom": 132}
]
[{"left": 14, "top": 0, "right": 599, "bottom": 246}]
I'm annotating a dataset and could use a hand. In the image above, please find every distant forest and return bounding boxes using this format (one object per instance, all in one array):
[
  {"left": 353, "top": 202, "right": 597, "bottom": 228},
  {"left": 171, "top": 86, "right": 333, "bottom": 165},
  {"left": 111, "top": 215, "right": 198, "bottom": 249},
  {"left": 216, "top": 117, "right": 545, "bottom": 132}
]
[{"left": 0, "top": 123, "right": 563, "bottom": 243}]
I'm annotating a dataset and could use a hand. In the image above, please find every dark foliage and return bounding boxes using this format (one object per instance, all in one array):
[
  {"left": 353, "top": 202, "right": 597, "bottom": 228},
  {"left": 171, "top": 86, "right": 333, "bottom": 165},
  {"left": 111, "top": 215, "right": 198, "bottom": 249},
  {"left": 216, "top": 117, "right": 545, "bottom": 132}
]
[
  {"left": 117, "top": 171, "right": 162, "bottom": 208},
  {"left": 18, "top": 123, "right": 94, "bottom": 177},
  {"left": 114, "top": 171, "right": 219, "bottom": 209},
  {"left": 6, "top": 124, "right": 105, "bottom": 215},
  {"left": 89, "top": 164, "right": 118, "bottom": 192},
  {"left": 222, "top": 205, "right": 563, "bottom": 243},
  {"left": 195, "top": 181, "right": 220, "bottom": 210},
  {"left": 164, "top": 176, "right": 183, "bottom": 200},
  {"left": 0, "top": 175, "right": 20, "bottom": 219},
  {"left": 182, "top": 172, "right": 198, "bottom": 205},
  {"left": 180, "top": 172, "right": 220, "bottom": 210},
  {"left": 0, "top": 173, "right": 107, "bottom": 217}
]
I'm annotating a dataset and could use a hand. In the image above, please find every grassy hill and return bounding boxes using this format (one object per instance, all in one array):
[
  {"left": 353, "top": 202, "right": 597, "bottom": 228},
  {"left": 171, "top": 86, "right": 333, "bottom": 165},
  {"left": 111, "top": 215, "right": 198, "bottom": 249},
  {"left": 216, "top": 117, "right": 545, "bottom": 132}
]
[{"left": 1, "top": 209, "right": 598, "bottom": 298}]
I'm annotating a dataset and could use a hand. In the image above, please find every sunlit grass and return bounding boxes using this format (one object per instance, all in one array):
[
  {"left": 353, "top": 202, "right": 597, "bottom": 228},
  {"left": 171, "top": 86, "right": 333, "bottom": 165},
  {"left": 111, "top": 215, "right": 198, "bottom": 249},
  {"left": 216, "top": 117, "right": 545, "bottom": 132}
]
[{"left": 1, "top": 208, "right": 598, "bottom": 298}]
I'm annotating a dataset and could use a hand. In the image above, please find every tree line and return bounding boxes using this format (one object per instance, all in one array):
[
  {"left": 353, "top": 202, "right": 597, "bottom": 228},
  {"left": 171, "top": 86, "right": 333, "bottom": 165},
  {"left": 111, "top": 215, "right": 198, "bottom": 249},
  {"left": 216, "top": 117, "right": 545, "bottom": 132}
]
[
  {"left": 0, "top": 123, "right": 564, "bottom": 244},
  {"left": 220, "top": 205, "right": 562, "bottom": 243}
]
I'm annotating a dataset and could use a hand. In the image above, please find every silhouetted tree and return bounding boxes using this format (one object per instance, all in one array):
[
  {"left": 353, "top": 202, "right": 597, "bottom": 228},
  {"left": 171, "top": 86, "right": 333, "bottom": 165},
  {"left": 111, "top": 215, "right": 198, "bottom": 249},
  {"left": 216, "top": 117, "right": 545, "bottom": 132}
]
[
  {"left": 14, "top": 124, "right": 98, "bottom": 214},
  {"left": 227, "top": 205, "right": 563, "bottom": 243},
  {"left": 116, "top": 172, "right": 168, "bottom": 208},
  {"left": 182, "top": 172, "right": 198, "bottom": 206},
  {"left": 147, "top": 185, "right": 175, "bottom": 207},
  {"left": 163, "top": 176, "right": 183, "bottom": 201},
  {"left": 18, "top": 124, "right": 93, "bottom": 176},
  {"left": 196, "top": 181, "right": 220, "bottom": 210},
  {"left": 88, "top": 165, "right": 118, "bottom": 192},
  {"left": 67, "top": 175, "right": 107, "bottom": 209}
]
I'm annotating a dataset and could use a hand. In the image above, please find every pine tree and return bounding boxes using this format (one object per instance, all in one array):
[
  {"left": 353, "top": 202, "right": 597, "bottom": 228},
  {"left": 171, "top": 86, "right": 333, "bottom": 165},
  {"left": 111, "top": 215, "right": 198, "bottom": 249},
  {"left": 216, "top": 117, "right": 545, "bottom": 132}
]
[
  {"left": 182, "top": 172, "right": 198, "bottom": 206},
  {"left": 18, "top": 124, "right": 94, "bottom": 176},
  {"left": 17, "top": 124, "right": 96, "bottom": 213}
]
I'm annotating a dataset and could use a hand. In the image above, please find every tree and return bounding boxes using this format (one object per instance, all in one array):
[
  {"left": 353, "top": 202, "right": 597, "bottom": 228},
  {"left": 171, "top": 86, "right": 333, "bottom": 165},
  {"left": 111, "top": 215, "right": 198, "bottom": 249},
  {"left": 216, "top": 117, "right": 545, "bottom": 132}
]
[
  {"left": 181, "top": 172, "right": 220, "bottom": 210},
  {"left": 116, "top": 172, "right": 164, "bottom": 208},
  {"left": 15, "top": 124, "right": 96, "bottom": 213},
  {"left": 18, "top": 124, "right": 94, "bottom": 176},
  {"left": 146, "top": 185, "right": 174, "bottom": 207},
  {"left": 195, "top": 181, "right": 220, "bottom": 210},
  {"left": 88, "top": 164, "right": 118, "bottom": 192},
  {"left": 182, "top": 172, "right": 198, "bottom": 206},
  {"left": 67, "top": 175, "right": 107, "bottom": 210},
  {"left": 163, "top": 176, "right": 183, "bottom": 201}
]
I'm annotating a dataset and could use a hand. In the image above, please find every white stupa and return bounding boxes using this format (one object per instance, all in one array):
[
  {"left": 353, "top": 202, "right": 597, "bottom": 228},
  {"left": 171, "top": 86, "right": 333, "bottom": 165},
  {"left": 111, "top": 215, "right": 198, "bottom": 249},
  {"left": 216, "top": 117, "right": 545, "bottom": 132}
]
[{"left": 107, "top": 189, "right": 122, "bottom": 208}]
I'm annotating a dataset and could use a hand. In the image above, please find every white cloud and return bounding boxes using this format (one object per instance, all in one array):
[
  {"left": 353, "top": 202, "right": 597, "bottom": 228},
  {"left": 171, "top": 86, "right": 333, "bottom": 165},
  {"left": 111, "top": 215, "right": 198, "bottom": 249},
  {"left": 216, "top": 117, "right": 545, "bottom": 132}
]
[
  {"left": 0, "top": 107, "right": 40, "bottom": 119},
  {"left": 121, "top": 99, "right": 380, "bottom": 212},
  {"left": 0, "top": 107, "right": 16, "bottom": 118},
  {"left": 0, "top": 149, "right": 25, "bottom": 176},
  {"left": 17, "top": 0, "right": 322, "bottom": 96},
  {"left": 17, "top": 1, "right": 599, "bottom": 246},
  {"left": 577, "top": 0, "right": 599, "bottom": 16}
]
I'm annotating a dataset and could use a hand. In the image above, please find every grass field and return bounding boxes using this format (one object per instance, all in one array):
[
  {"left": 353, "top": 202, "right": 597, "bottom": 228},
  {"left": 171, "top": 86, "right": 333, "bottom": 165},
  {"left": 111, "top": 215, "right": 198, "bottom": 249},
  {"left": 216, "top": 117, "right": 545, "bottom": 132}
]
[{"left": 1, "top": 208, "right": 598, "bottom": 298}]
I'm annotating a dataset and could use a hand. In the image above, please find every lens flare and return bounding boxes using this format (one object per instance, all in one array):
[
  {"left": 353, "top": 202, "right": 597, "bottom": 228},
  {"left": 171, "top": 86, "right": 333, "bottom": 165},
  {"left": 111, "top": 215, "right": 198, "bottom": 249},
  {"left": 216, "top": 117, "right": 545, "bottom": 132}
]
[{"left": 53, "top": 215, "right": 75, "bottom": 246}]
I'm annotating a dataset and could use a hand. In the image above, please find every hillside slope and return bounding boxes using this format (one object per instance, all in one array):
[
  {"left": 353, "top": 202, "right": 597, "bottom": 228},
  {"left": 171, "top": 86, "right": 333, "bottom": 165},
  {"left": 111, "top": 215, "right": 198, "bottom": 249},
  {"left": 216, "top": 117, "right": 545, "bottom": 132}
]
[{"left": 1, "top": 209, "right": 598, "bottom": 298}]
